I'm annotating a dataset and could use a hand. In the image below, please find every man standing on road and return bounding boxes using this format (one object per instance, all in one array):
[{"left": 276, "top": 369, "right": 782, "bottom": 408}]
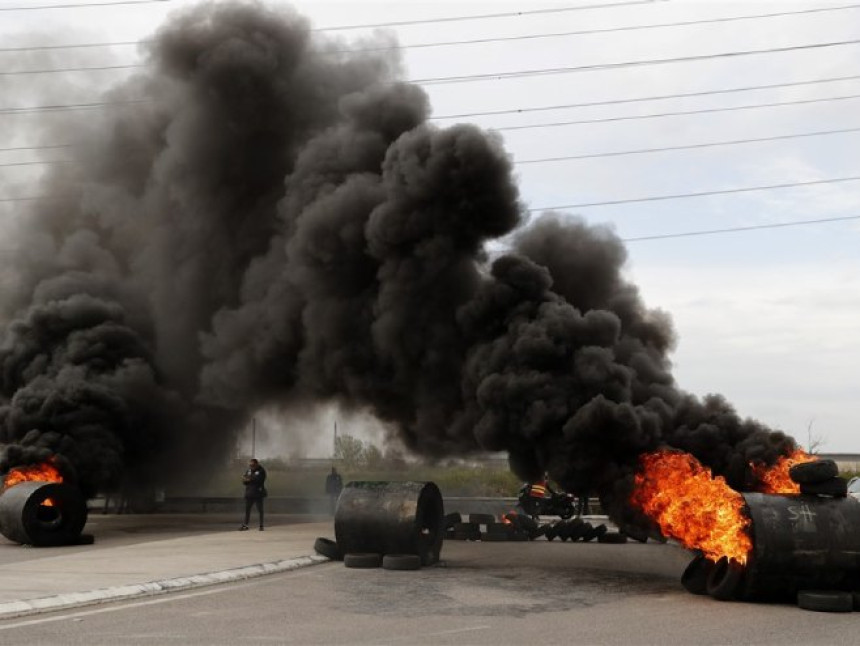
[{"left": 239, "top": 458, "right": 267, "bottom": 531}]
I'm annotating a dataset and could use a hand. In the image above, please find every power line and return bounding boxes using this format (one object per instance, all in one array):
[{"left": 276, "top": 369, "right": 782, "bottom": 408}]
[
  {"left": 310, "top": 1, "right": 658, "bottom": 32},
  {"left": 0, "top": 99, "right": 150, "bottom": 116},
  {"left": 517, "top": 126, "right": 860, "bottom": 164},
  {"left": 0, "top": 64, "right": 139, "bottom": 77},
  {"left": 6, "top": 38, "right": 860, "bottom": 80},
  {"left": 432, "top": 75, "right": 860, "bottom": 120},
  {"left": 415, "top": 39, "right": 860, "bottom": 85},
  {"left": 0, "top": 160, "right": 71, "bottom": 168},
  {"left": 623, "top": 215, "right": 860, "bottom": 242},
  {"left": 529, "top": 176, "right": 860, "bottom": 211},
  {"left": 0, "top": 144, "right": 70, "bottom": 153},
  {"left": 341, "top": 4, "right": 860, "bottom": 53},
  {"left": 0, "top": 0, "right": 169, "bottom": 10},
  {"left": 495, "top": 94, "right": 860, "bottom": 132},
  {"left": 8, "top": 4, "right": 858, "bottom": 55}
]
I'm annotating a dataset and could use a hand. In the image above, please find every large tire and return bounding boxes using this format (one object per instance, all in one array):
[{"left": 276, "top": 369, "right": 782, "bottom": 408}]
[
  {"left": 382, "top": 554, "right": 422, "bottom": 571},
  {"left": 790, "top": 459, "right": 838, "bottom": 484},
  {"left": 707, "top": 556, "right": 744, "bottom": 601},
  {"left": 313, "top": 537, "right": 343, "bottom": 561},
  {"left": 597, "top": 531, "right": 627, "bottom": 544},
  {"left": 681, "top": 555, "right": 714, "bottom": 595},
  {"left": 797, "top": 590, "right": 853, "bottom": 613},
  {"left": 800, "top": 477, "right": 848, "bottom": 498},
  {"left": 344, "top": 552, "right": 382, "bottom": 569}
]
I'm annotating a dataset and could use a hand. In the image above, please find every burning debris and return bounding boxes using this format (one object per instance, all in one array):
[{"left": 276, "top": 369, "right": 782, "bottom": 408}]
[{"left": 0, "top": 0, "right": 808, "bottom": 556}]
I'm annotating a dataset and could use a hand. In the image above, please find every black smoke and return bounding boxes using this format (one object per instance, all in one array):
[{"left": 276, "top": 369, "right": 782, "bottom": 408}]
[{"left": 0, "top": 1, "right": 797, "bottom": 513}]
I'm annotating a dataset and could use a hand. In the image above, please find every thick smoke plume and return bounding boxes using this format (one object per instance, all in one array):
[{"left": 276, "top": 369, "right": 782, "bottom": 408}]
[{"left": 0, "top": 2, "right": 797, "bottom": 514}]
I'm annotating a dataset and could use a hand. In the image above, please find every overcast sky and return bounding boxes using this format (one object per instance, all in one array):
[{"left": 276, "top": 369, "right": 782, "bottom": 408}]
[{"left": 1, "top": 0, "right": 858, "bottom": 455}]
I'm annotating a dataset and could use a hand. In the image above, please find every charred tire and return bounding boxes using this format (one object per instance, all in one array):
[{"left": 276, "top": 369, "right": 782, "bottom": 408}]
[
  {"left": 543, "top": 524, "right": 558, "bottom": 541},
  {"left": 446, "top": 530, "right": 471, "bottom": 541},
  {"left": 682, "top": 555, "right": 715, "bottom": 596},
  {"left": 313, "top": 537, "right": 342, "bottom": 561},
  {"left": 469, "top": 513, "right": 496, "bottom": 525},
  {"left": 382, "top": 554, "right": 422, "bottom": 571},
  {"left": 797, "top": 590, "right": 854, "bottom": 613},
  {"left": 482, "top": 531, "right": 511, "bottom": 542},
  {"left": 344, "top": 553, "right": 382, "bottom": 569},
  {"left": 790, "top": 459, "right": 838, "bottom": 484},
  {"left": 707, "top": 556, "right": 744, "bottom": 601},
  {"left": 443, "top": 512, "right": 462, "bottom": 529},
  {"left": 622, "top": 525, "right": 649, "bottom": 543},
  {"left": 800, "top": 477, "right": 848, "bottom": 498},
  {"left": 567, "top": 520, "right": 589, "bottom": 542},
  {"left": 597, "top": 532, "right": 627, "bottom": 544},
  {"left": 73, "top": 533, "right": 95, "bottom": 546}
]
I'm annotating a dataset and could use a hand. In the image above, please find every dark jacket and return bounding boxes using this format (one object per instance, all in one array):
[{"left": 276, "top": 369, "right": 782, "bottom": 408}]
[{"left": 243, "top": 465, "right": 267, "bottom": 499}]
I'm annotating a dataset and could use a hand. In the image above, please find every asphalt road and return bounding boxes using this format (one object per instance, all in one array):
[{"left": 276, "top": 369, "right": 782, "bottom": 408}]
[{"left": 0, "top": 538, "right": 856, "bottom": 645}]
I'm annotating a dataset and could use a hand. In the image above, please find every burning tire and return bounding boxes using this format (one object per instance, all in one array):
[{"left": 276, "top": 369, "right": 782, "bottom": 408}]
[
  {"left": 382, "top": 554, "right": 422, "bottom": 571},
  {"left": 0, "top": 481, "right": 88, "bottom": 547},
  {"left": 706, "top": 556, "right": 744, "bottom": 601},
  {"left": 797, "top": 590, "right": 854, "bottom": 613},
  {"left": 681, "top": 555, "right": 714, "bottom": 595},
  {"left": 343, "top": 552, "right": 382, "bottom": 569},
  {"left": 800, "top": 478, "right": 848, "bottom": 498},
  {"left": 789, "top": 459, "right": 838, "bottom": 484},
  {"left": 313, "top": 537, "right": 343, "bottom": 561}
]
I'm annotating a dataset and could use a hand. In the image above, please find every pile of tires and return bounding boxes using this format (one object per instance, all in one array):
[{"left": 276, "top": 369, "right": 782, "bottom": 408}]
[
  {"left": 543, "top": 519, "right": 622, "bottom": 543},
  {"left": 790, "top": 459, "right": 847, "bottom": 497},
  {"left": 443, "top": 512, "right": 538, "bottom": 541},
  {"left": 313, "top": 537, "right": 423, "bottom": 571}
]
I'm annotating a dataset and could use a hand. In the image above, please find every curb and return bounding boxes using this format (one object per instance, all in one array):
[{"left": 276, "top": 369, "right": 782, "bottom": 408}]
[{"left": 0, "top": 554, "right": 330, "bottom": 620}]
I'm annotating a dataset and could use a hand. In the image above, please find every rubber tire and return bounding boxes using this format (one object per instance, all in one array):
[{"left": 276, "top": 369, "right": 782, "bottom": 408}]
[
  {"left": 567, "top": 520, "right": 589, "bottom": 542},
  {"left": 313, "top": 536, "right": 342, "bottom": 561},
  {"left": 790, "top": 459, "right": 838, "bottom": 484},
  {"left": 597, "top": 532, "right": 627, "bottom": 544},
  {"left": 797, "top": 590, "right": 853, "bottom": 613},
  {"left": 707, "top": 556, "right": 744, "bottom": 601},
  {"left": 544, "top": 523, "right": 558, "bottom": 541},
  {"left": 382, "top": 554, "right": 422, "bottom": 571},
  {"left": 681, "top": 555, "right": 714, "bottom": 595},
  {"left": 444, "top": 512, "right": 462, "bottom": 529},
  {"left": 800, "top": 477, "right": 848, "bottom": 497},
  {"left": 74, "top": 533, "right": 95, "bottom": 546},
  {"left": 469, "top": 513, "right": 496, "bottom": 525},
  {"left": 483, "top": 531, "right": 512, "bottom": 542},
  {"left": 344, "top": 552, "right": 382, "bottom": 569},
  {"left": 446, "top": 530, "right": 471, "bottom": 541}
]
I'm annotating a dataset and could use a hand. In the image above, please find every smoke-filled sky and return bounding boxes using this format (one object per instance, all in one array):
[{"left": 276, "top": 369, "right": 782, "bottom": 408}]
[{"left": 0, "top": 0, "right": 858, "bottom": 499}]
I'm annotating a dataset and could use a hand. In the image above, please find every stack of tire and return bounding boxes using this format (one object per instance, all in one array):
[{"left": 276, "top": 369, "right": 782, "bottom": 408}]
[
  {"left": 790, "top": 459, "right": 846, "bottom": 498},
  {"left": 313, "top": 537, "right": 424, "bottom": 571},
  {"left": 543, "top": 518, "right": 626, "bottom": 543}
]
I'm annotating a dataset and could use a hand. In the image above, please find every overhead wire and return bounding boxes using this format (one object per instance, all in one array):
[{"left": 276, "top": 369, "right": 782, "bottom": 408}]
[
  {"left": 622, "top": 215, "right": 860, "bottom": 242},
  {"left": 5, "top": 3, "right": 858, "bottom": 54},
  {"left": 415, "top": 39, "right": 860, "bottom": 85},
  {"left": 0, "top": 0, "right": 170, "bottom": 10},
  {"left": 432, "top": 74, "right": 860, "bottom": 120},
  {"left": 494, "top": 94, "right": 860, "bottom": 132},
  {"left": 517, "top": 127, "right": 860, "bottom": 164},
  {"left": 528, "top": 176, "right": 860, "bottom": 211}
]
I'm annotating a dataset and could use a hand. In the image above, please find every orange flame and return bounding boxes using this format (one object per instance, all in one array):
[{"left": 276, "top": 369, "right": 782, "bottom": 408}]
[
  {"left": 631, "top": 449, "right": 752, "bottom": 564},
  {"left": 751, "top": 448, "right": 816, "bottom": 494},
  {"left": 3, "top": 459, "right": 64, "bottom": 490}
]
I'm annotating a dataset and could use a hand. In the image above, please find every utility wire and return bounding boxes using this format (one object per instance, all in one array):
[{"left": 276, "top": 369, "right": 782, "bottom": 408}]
[
  {"left": 5, "top": 127, "right": 859, "bottom": 169},
  {"left": 416, "top": 39, "right": 860, "bottom": 85},
  {"left": 6, "top": 38, "right": 860, "bottom": 79},
  {"left": 4, "top": 74, "right": 858, "bottom": 120},
  {"left": 529, "top": 176, "right": 860, "bottom": 211},
  {"left": 340, "top": 4, "right": 860, "bottom": 53},
  {"left": 0, "top": 0, "right": 170, "bottom": 10},
  {"left": 310, "top": 1, "right": 658, "bottom": 32},
  {"left": 495, "top": 94, "right": 860, "bottom": 132},
  {"left": 0, "top": 99, "right": 150, "bottom": 116},
  {"left": 0, "top": 144, "right": 70, "bottom": 153},
  {"left": 623, "top": 215, "right": 860, "bottom": 242},
  {"left": 6, "top": 4, "right": 858, "bottom": 55},
  {"left": 517, "top": 126, "right": 860, "bottom": 164},
  {"left": 432, "top": 74, "right": 860, "bottom": 119}
]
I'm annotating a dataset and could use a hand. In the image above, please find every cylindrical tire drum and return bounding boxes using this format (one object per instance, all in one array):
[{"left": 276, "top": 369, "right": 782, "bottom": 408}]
[
  {"left": 334, "top": 481, "right": 444, "bottom": 566},
  {"left": 739, "top": 493, "right": 860, "bottom": 601},
  {"left": 0, "top": 481, "right": 88, "bottom": 547}
]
